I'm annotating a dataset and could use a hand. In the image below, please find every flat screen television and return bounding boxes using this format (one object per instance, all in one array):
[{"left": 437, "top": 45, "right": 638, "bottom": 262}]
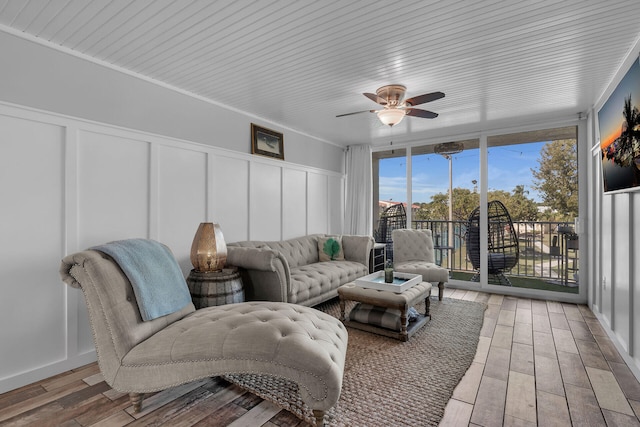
[{"left": 597, "top": 57, "right": 640, "bottom": 194}]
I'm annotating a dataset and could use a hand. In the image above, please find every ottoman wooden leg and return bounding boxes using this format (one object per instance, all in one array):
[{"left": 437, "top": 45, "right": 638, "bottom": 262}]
[
  {"left": 425, "top": 294, "right": 431, "bottom": 318},
  {"left": 400, "top": 306, "right": 409, "bottom": 341},
  {"left": 438, "top": 282, "right": 445, "bottom": 301},
  {"left": 339, "top": 297, "right": 346, "bottom": 322}
]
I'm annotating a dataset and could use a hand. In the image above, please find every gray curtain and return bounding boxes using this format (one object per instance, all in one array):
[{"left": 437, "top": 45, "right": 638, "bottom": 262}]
[{"left": 345, "top": 144, "right": 372, "bottom": 235}]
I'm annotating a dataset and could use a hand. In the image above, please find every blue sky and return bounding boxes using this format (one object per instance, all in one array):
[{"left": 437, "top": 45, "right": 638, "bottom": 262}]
[{"left": 379, "top": 141, "right": 547, "bottom": 204}]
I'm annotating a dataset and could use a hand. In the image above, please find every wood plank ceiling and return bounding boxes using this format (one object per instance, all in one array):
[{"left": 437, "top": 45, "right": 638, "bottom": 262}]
[{"left": 1, "top": 0, "right": 640, "bottom": 147}]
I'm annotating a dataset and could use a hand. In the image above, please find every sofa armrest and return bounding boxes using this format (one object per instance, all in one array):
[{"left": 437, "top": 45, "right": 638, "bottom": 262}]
[
  {"left": 341, "top": 235, "right": 374, "bottom": 267},
  {"left": 227, "top": 246, "right": 290, "bottom": 302}
]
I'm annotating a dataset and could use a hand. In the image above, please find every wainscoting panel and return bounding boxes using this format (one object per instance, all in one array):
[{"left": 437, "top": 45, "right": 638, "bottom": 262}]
[
  {"left": 77, "top": 130, "right": 150, "bottom": 249},
  {"left": 613, "top": 195, "right": 631, "bottom": 350},
  {"left": 600, "top": 193, "right": 613, "bottom": 327},
  {"left": 249, "top": 162, "right": 282, "bottom": 241},
  {"left": 328, "top": 174, "right": 344, "bottom": 235},
  {"left": 0, "top": 114, "right": 66, "bottom": 380},
  {"left": 210, "top": 154, "right": 249, "bottom": 243},
  {"left": 0, "top": 101, "right": 345, "bottom": 394},
  {"left": 156, "top": 145, "right": 208, "bottom": 275},
  {"left": 307, "top": 172, "right": 329, "bottom": 235},
  {"left": 282, "top": 168, "right": 307, "bottom": 239}
]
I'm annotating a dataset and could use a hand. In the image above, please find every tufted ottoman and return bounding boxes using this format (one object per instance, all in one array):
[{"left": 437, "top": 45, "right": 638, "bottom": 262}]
[{"left": 337, "top": 281, "right": 432, "bottom": 341}]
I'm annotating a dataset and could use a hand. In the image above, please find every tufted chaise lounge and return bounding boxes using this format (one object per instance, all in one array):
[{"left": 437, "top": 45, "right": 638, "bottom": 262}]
[
  {"left": 59, "top": 247, "right": 348, "bottom": 426},
  {"left": 227, "top": 234, "right": 374, "bottom": 307},
  {"left": 392, "top": 229, "right": 449, "bottom": 300}
]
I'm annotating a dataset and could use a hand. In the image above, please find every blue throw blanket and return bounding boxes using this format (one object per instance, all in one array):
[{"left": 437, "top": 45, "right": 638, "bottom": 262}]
[{"left": 91, "top": 239, "right": 192, "bottom": 321}]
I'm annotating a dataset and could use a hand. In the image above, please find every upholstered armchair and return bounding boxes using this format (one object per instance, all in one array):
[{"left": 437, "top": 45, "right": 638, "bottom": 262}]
[{"left": 391, "top": 229, "right": 449, "bottom": 300}]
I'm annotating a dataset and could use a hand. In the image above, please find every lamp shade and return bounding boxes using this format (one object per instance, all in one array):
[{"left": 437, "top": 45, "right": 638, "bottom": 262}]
[
  {"left": 190, "top": 222, "right": 227, "bottom": 272},
  {"left": 377, "top": 108, "right": 406, "bottom": 126}
]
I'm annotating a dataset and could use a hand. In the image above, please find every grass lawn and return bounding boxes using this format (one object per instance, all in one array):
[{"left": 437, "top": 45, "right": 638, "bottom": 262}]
[{"left": 450, "top": 271, "right": 579, "bottom": 294}]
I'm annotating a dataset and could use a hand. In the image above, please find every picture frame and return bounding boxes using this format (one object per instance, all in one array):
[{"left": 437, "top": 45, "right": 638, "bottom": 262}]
[
  {"left": 251, "top": 123, "right": 284, "bottom": 160},
  {"left": 597, "top": 57, "right": 640, "bottom": 194}
]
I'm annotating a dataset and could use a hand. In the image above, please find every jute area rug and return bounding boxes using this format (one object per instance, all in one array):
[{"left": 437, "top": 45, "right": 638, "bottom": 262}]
[{"left": 224, "top": 297, "right": 486, "bottom": 426}]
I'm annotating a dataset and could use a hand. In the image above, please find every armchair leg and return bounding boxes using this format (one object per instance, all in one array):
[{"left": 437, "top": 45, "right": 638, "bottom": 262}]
[
  {"left": 129, "top": 392, "right": 143, "bottom": 413},
  {"left": 312, "top": 409, "right": 326, "bottom": 426},
  {"left": 438, "top": 282, "right": 445, "bottom": 301}
]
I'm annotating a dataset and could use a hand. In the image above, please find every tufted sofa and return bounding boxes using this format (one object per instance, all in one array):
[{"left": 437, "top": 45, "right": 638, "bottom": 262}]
[
  {"left": 59, "top": 246, "right": 348, "bottom": 426},
  {"left": 227, "top": 234, "right": 374, "bottom": 307}
]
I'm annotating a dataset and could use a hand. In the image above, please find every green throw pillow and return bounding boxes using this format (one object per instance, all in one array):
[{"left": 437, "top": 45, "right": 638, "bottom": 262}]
[{"left": 318, "top": 236, "right": 345, "bottom": 261}]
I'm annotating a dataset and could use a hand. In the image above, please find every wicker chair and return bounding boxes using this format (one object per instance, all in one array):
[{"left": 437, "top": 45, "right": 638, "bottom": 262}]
[
  {"left": 466, "top": 200, "right": 519, "bottom": 285},
  {"left": 375, "top": 203, "right": 406, "bottom": 261}
]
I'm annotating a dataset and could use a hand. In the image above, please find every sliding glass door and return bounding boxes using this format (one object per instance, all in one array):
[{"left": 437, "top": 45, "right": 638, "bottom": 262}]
[{"left": 372, "top": 125, "right": 582, "bottom": 300}]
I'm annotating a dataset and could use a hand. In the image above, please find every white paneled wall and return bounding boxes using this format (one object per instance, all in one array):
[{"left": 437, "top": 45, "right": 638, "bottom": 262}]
[{"left": 0, "top": 102, "right": 344, "bottom": 393}]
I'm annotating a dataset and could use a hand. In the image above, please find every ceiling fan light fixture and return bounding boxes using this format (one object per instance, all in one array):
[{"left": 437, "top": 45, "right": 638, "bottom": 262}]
[{"left": 377, "top": 108, "right": 406, "bottom": 126}]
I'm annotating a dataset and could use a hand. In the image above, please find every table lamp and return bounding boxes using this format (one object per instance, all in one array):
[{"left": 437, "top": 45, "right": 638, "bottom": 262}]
[{"left": 190, "top": 222, "right": 227, "bottom": 272}]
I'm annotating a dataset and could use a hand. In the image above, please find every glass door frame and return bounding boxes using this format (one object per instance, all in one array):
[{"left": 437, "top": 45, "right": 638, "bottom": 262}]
[{"left": 372, "top": 118, "right": 588, "bottom": 304}]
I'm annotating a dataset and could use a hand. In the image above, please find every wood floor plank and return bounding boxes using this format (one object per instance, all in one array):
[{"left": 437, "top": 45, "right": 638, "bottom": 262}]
[
  {"left": 491, "top": 324, "right": 514, "bottom": 350},
  {"left": 515, "top": 307, "right": 532, "bottom": 325},
  {"left": 0, "top": 383, "right": 46, "bottom": 411},
  {"left": 558, "top": 350, "right": 591, "bottom": 388},
  {"left": 610, "top": 361, "right": 640, "bottom": 401},
  {"left": 480, "top": 315, "right": 497, "bottom": 338},
  {"left": 484, "top": 346, "right": 511, "bottom": 381},
  {"left": 552, "top": 327, "right": 579, "bottom": 354},
  {"left": 565, "top": 383, "right": 607, "bottom": 426},
  {"left": 470, "top": 376, "right": 507, "bottom": 426},
  {"left": 513, "top": 322, "right": 533, "bottom": 345},
  {"left": 546, "top": 301, "right": 564, "bottom": 313},
  {"left": 536, "top": 390, "right": 571, "bottom": 427},
  {"left": 562, "top": 304, "right": 584, "bottom": 322},
  {"left": 0, "top": 380, "right": 88, "bottom": 422},
  {"left": 530, "top": 299, "right": 548, "bottom": 315},
  {"left": 440, "top": 398, "right": 474, "bottom": 426},
  {"left": 602, "top": 409, "right": 640, "bottom": 426},
  {"left": 585, "top": 318, "right": 608, "bottom": 336},
  {"left": 462, "top": 290, "right": 479, "bottom": 301},
  {"left": 474, "top": 336, "right": 491, "bottom": 364},
  {"left": 534, "top": 355, "right": 565, "bottom": 397},
  {"left": 532, "top": 313, "right": 551, "bottom": 333},
  {"left": 510, "top": 343, "right": 534, "bottom": 376},
  {"left": 498, "top": 309, "right": 516, "bottom": 326},
  {"left": 453, "top": 362, "right": 485, "bottom": 404},
  {"left": 505, "top": 371, "right": 536, "bottom": 424},
  {"left": 575, "top": 339, "right": 609, "bottom": 370},
  {"left": 586, "top": 366, "right": 635, "bottom": 415},
  {"left": 501, "top": 297, "right": 518, "bottom": 311},
  {"left": 487, "top": 294, "right": 504, "bottom": 305},
  {"left": 42, "top": 363, "right": 101, "bottom": 392},
  {"left": 533, "top": 331, "right": 556, "bottom": 360},
  {"left": 548, "top": 312, "right": 570, "bottom": 330},
  {"left": 594, "top": 334, "right": 626, "bottom": 363},
  {"left": 568, "top": 319, "right": 595, "bottom": 342},
  {"left": 516, "top": 298, "right": 532, "bottom": 310},
  {"left": 578, "top": 304, "right": 597, "bottom": 319},
  {"left": 87, "top": 410, "right": 135, "bottom": 426},
  {"left": 125, "top": 379, "right": 209, "bottom": 418},
  {"left": 227, "top": 400, "right": 282, "bottom": 427}
]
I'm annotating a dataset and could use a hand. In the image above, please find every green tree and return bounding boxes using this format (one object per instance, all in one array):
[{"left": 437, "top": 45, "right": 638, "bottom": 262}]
[{"left": 531, "top": 139, "right": 578, "bottom": 220}]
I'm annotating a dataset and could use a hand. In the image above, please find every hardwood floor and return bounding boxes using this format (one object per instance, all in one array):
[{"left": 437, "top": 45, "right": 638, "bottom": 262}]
[{"left": 2, "top": 289, "right": 640, "bottom": 426}]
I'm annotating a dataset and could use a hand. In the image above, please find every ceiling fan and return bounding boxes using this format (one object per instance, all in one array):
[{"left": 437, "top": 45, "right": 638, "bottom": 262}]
[{"left": 337, "top": 84, "right": 444, "bottom": 126}]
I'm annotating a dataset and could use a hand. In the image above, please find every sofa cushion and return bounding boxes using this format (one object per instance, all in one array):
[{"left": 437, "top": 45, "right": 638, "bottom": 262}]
[
  {"left": 318, "top": 236, "right": 345, "bottom": 262},
  {"left": 288, "top": 261, "right": 368, "bottom": 304}
]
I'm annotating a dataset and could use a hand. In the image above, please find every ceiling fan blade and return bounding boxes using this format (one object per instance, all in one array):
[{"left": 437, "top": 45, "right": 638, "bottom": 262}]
[
  {"left": 363, "top": 92, "right": 387, "bottom": 105},
  {"left": 336, "top": 110, "right": 376, "bottom": 117},
  {"left": 404, "top": 91, "right": 445, "bottom": 106},
  {"left": 406, "top": 108, "right": 438, "bottom": 119}
]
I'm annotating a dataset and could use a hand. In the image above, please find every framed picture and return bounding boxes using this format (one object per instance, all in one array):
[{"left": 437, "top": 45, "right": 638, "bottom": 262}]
[
  {"left": 598, "top": 57, "right": 640, "bottom": 194},
  {"left": 251, "top": 124, "right": 284, "bottom": 160}
]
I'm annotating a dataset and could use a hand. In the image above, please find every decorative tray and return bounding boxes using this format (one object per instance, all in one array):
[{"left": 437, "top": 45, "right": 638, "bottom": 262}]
[{"left": 354, "top": 271, "right": 422, "bottom": 293}]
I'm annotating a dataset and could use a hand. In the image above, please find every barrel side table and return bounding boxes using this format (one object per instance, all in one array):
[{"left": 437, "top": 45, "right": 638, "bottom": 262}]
[{"left": 186, "top": 267, "right": 244, "bottom": 308}]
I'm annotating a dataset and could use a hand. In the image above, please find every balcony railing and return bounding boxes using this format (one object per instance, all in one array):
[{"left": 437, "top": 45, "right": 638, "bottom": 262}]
[{"left": 410, "top": 219, "right": 579, "bottom": 289}]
